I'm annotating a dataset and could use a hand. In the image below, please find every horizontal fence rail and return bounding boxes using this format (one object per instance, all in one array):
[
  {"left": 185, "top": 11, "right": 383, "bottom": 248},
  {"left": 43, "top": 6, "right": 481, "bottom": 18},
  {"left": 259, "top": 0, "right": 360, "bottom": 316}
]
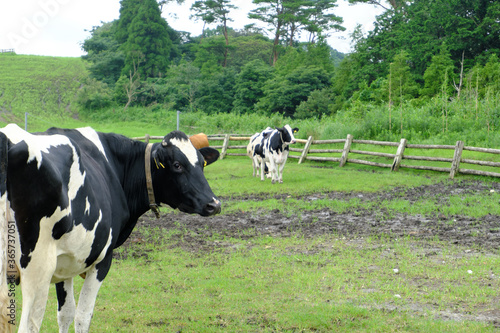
[{"left": 133, "top": 133, "right": 500, "bottom": 179}]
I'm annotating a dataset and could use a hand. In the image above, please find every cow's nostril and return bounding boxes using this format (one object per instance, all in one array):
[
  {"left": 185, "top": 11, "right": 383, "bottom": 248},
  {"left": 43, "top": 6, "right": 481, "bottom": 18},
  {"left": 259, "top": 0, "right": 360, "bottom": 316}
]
[{"left": 205, "top": 199, "right": 221, "bottom": 215}]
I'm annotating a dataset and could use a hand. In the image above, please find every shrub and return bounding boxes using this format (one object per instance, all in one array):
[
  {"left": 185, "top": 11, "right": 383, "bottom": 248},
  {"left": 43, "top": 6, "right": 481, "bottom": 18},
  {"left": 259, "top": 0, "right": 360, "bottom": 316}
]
[{"left": 76, "top": 78, "right": 113, "bottom": 110}]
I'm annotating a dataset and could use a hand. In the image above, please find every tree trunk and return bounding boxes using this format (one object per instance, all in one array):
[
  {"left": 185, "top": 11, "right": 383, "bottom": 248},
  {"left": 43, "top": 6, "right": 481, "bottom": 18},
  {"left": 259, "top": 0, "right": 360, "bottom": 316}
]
[{"left": 271, "top": 21, "right": 282, "bottom": 66}]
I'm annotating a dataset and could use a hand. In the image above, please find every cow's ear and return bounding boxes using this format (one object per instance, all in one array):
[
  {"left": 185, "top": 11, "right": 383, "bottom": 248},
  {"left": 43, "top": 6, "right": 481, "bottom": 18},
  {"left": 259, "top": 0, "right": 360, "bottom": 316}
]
[{"left": 199, "top": 147, "right": 220, "bottom": 166}]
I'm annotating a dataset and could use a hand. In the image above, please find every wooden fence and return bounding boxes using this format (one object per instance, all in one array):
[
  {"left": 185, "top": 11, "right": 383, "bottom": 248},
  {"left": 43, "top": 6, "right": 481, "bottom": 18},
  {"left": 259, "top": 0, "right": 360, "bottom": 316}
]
[
  {"left": 0, "top": 49, "right": 14, "bottom": 53},
  {"left": 134, "top": 134, "right": 500, "bottom": 179}
]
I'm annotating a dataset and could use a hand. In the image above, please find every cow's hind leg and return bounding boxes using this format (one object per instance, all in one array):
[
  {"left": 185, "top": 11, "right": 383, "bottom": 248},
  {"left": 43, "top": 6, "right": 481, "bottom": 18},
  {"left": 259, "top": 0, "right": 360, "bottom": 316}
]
[
  {"left": 73, "top": 267, "right": 103, "bottom": 333},
  {"left": 56, "top": 279, "right": 75, "bottom": 333},
  {"left": 18, "top": 249, "right": 56, "bottom": 332},
  {"left": 252, "top": 156, "right": 260, "bottom": 177},
  {"left": 260, "top": 158, "right": 266, "bottom": 181},
  {"left": 74, "top": 254, "right": 112, "bottom": 333}
]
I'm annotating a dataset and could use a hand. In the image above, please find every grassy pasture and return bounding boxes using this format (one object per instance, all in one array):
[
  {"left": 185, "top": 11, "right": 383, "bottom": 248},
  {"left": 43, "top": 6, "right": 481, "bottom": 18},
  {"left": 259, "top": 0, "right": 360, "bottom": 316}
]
[{"left": 11, "top": 156, "right": 500, "bottom": 332}]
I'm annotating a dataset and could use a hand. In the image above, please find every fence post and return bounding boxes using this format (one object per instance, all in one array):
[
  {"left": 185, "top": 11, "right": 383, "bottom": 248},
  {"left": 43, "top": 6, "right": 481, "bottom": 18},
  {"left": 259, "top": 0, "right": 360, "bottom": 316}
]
[
  {"left": 298, "top": 136, "right": 313, "bottom": 164},
  {"left": 339, "top": 134, "right": 353, "bottom": 167},
  {"left": 176, "top": 111, "right": 180, "bottom": 131},
  {"left": 220, "top": 134, "right": 230, "bottom": 160},
  {"left": 145, "top": 134, "right": 150, "bottom": 144},
  {"left": 391, "top": 138, "right": 407, "bottom": 171},
  {"left": 449, "top": 140, "right": 464, "bottom": 179}
]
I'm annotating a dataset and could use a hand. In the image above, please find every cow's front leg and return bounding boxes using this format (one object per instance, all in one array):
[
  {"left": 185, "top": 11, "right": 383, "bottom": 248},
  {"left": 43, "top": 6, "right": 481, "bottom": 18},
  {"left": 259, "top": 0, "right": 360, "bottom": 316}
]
[
  {"left": 277, "top": 162, "right": 283, "bottom": 183},
  {"left": 56, "top": 279, "right": 75, "bottom": 333},
  {"left": 268, "top": 158, "right": 278, "bottom": 184}
]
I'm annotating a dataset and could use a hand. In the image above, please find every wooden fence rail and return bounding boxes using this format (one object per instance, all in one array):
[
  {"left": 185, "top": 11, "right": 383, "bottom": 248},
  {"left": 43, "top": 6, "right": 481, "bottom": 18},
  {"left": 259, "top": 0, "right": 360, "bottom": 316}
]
[{"left": 132, "top": 134, "right": 500, "bottom": 179}]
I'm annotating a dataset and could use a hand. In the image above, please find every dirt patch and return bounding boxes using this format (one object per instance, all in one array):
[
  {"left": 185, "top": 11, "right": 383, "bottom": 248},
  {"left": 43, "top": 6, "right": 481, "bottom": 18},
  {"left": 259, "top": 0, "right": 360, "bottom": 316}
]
[
  {"left": 119, "top": 179, "right": 500, "bottom": 327},
  {"left": 125, "top": 180, "right": 500, "bottom": 253}
]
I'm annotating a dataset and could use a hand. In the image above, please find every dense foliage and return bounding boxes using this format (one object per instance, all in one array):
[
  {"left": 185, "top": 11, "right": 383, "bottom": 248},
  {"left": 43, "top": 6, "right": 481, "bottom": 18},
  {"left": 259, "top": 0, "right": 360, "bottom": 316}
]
[
  {"left": 79, "top": 0, "right": 346, "bottom": 116},
  {"left": 1, "top": 0, "right": 499, "bottom": 147}
]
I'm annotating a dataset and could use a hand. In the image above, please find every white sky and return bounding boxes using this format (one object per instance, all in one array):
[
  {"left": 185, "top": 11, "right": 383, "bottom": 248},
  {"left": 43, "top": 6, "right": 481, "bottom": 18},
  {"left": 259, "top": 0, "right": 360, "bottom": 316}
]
[{"left": 0, "top": 0, "right": 384, "bottom": 58}]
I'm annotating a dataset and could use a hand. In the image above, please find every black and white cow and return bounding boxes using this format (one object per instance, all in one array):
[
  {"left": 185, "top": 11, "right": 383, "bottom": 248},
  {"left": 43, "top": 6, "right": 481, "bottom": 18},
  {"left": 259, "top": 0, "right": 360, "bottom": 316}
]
[
  {"left": 0, "top": 124, "right": 221, "bottom": 333},
  {"left": 247, "top": 127, "right": 273, "bottom": 178},
  {"left": 248, "top": 125, "right": 298, "bottom": 184}
]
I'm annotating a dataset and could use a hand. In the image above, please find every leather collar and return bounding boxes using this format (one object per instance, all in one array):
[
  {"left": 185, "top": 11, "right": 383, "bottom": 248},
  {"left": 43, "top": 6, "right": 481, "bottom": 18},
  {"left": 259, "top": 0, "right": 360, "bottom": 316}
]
[{"left": 145, "top": 143, "right": 160, "bottom": 218}]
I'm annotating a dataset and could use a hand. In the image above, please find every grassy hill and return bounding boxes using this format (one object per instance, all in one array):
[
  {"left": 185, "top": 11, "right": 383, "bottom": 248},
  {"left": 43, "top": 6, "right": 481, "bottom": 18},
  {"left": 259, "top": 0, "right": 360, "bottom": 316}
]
[{"left": 0, "top": 53, "right": 88, "bottom": 129}]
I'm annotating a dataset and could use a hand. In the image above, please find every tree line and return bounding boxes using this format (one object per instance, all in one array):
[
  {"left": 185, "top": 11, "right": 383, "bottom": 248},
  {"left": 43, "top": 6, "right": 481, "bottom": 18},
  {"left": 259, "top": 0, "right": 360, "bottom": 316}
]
[{"left": 78, "top": 0, "right": 500, "bottom": 127}]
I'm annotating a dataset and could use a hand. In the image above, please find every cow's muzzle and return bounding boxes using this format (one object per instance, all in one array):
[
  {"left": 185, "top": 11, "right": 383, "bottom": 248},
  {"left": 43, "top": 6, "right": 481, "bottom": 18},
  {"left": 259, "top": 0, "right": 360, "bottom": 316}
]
[{"left": 204, "top": 198, "right": 221, "bottom": 216}]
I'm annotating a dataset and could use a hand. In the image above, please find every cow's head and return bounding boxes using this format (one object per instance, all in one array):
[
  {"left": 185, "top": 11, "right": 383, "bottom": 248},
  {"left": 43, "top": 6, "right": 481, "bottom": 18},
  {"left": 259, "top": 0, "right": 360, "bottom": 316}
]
[
  {"left": 277, "top": 124, "right": 299, "bottom": 144},
  {"left": 151, "top": 131, "right": 221, "bottom": 216}
]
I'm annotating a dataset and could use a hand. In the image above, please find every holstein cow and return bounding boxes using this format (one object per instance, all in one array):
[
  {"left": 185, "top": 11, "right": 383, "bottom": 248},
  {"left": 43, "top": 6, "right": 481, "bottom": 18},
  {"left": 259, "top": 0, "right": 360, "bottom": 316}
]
[
  {"left": 247, "top": 127, "right": 273, "bottom": 177},
  {"left": 249, "top": 125, "right": 299, "bottom": 184},
  {"left": 0, "top": 124, "right": 221, "bottom": 333}
]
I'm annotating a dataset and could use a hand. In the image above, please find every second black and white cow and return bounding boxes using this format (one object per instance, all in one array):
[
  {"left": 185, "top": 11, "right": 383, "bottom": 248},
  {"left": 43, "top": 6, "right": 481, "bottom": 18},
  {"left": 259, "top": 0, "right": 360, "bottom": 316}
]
[
  {"left": 0, "top": 124, "right": 221, "bottom": 333},
  {"left": 248, "top": 125, "right": 298, "bottom": 184}
]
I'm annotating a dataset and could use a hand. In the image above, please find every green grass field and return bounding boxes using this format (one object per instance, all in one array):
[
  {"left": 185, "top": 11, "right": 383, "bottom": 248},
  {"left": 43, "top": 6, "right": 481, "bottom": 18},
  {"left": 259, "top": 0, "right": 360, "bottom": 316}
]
[
  {"left": 10, "top": 157, "right": 500, "bottom": 332},
  {"left": 3, "top": 53, "right": 500, "bottom": 332}
]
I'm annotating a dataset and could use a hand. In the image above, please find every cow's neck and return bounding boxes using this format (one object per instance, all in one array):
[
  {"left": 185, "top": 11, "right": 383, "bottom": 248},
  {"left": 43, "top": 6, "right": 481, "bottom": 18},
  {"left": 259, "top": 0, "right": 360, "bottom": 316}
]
[
  {"left": 110, "top": 140, "right": 156, "bottom": 247},
  {"left": 127, "top": 142, "right": 158, "bottom": 221}
]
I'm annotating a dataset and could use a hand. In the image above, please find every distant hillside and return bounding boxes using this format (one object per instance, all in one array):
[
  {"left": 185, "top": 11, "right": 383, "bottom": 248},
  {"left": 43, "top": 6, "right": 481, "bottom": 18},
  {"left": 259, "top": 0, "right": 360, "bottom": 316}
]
[{"left": 0, "top": 54, "right": 88, "bottom": 125}]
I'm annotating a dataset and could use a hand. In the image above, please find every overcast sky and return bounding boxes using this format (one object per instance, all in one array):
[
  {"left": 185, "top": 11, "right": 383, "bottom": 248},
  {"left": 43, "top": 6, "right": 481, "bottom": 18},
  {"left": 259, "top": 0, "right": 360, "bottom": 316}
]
[{"left": 0, "top": 0, "right": 383, "bottom": 58}]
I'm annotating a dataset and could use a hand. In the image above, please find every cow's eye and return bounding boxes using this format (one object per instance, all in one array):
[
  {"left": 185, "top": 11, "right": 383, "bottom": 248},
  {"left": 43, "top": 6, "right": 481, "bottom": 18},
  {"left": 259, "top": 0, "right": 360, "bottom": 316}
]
[{"left": 173, "top": 161, "right": 182, "bottom": 171}]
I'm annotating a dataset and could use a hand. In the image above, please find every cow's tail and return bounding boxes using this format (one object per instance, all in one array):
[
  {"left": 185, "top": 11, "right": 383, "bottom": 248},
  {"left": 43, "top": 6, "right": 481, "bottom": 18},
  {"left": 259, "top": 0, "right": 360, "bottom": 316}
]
[{"left": 0, "top": 132, "right": 13, "bottom": 332}]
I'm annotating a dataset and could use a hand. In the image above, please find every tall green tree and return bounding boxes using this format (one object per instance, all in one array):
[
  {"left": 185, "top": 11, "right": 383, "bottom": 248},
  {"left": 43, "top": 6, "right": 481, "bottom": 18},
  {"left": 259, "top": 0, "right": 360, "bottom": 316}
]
[
  {"left": 303, "top": 0, "right": 344, "bottom": 44},
  {"left": 81, "top": 21, "right": 125, "bottom": 86},
  {"left": 422, "top": 44, "right": 455, "bottom": 98},
  {"left": 233, "top": 59, "right": 274, "bottom": 114},
  {"left": 118, "top": 0, "right": 173, "bottom": 78},
  {"left": 257, "top": 64, "right": 331, "bottom": 117},
  {"left": 249, "top": 0, "right": 286, "bottom": 65},
  {"left": 165, "top": 61, "right": 202, "bottom": 112},
  {"left": 197, "top": 67, "right": 237, "bottom": 114},
  {"left": 190, "top": 0, "right": 237, "bottom": 67},
  {"left": 250, "top": 0, "right": 344, "bottom": 65},
  {"left": 355, "top": 0, "right": 500, "bottom": 86},
  {"left": 116, "top": 0, "right": 138, "bottom": 44},
  {"left": 477, "top": 54, "right": 500, "bottom": 98},
  {"left": 386, "top": 50, "right": 418, "bottom": 106},
  {"left": 226, "top": 33, "right": 273, "bottom": 70}
]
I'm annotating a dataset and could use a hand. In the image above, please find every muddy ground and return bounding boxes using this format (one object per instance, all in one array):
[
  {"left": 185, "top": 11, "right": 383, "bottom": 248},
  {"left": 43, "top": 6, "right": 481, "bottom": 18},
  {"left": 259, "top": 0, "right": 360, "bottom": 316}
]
[
  {"left": 122, "top": 179, "right": 500, "bottom": 327},
  {"left": 128, "top": 180, "right": 500, "bottom": 252}
]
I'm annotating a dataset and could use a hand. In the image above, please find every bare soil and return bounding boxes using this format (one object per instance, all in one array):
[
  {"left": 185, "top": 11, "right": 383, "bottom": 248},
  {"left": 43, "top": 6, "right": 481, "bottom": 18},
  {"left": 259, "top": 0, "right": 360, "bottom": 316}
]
[
  {"left": 129, "top": 180, "right": 500, "bottom": 252},
  {"left": 120, "top": 179, "right": 500, "bottom": 327}
]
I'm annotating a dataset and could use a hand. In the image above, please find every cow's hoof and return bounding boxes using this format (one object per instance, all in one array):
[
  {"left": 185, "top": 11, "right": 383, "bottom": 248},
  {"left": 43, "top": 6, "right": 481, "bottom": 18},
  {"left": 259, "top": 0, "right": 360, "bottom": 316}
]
[
  {"left": 279, "top": 180, "right": 283, "bottom": 184},
  {"left": 272, "top": 180, "right": 276, "bottom": 184}
]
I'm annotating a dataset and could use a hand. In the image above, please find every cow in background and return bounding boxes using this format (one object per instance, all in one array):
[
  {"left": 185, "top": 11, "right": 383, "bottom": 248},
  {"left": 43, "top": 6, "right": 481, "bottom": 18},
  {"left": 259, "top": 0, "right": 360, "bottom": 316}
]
[
  {"left": 247, "top": 127, "right": 273, "bottom": 177},
  {"left": 248, "top": 125, "right": 299, "bottom": 184}
]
